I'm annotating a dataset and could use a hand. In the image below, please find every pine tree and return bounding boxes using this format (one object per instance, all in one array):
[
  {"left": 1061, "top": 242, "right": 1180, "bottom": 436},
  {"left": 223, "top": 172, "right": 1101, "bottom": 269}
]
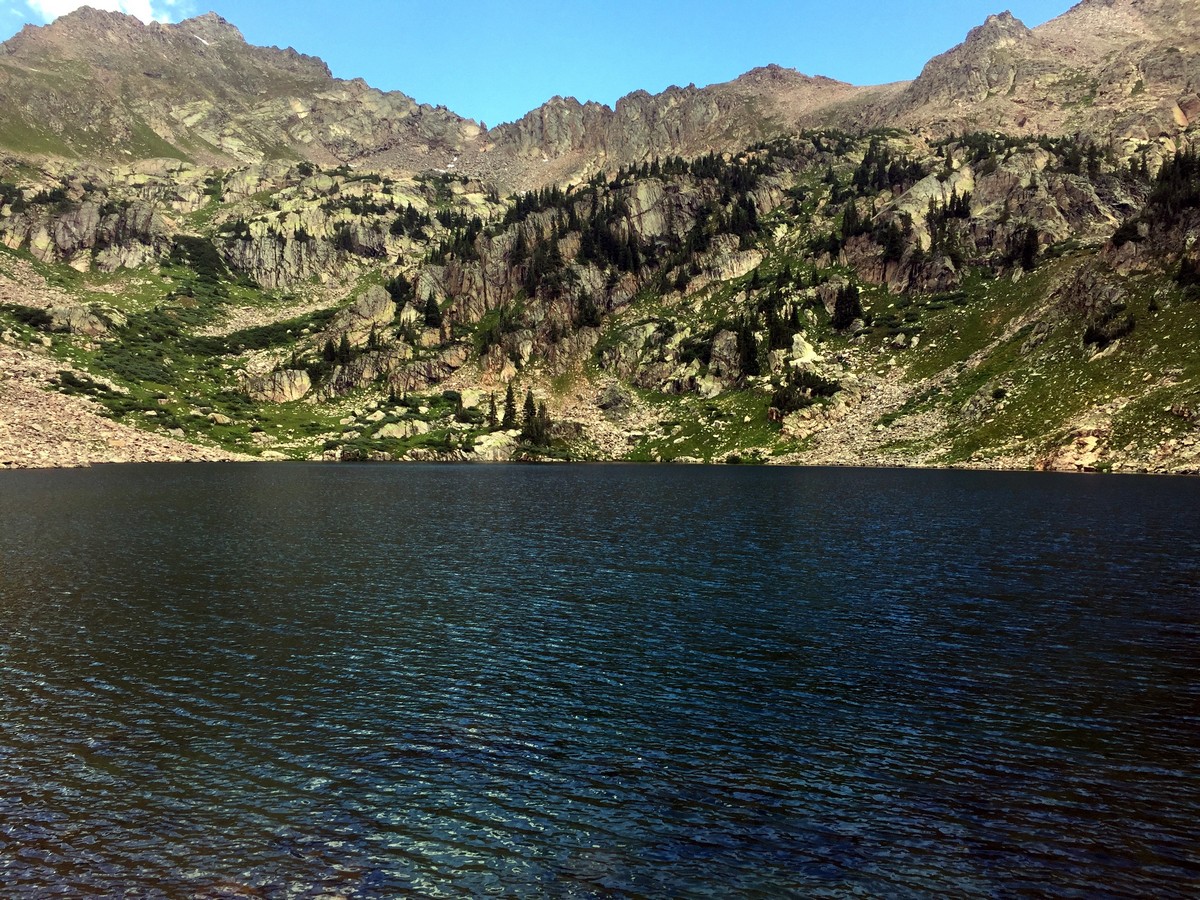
[
  {"left": 510, "top": 229, "right": 528, "bottom": 267},
  {"left": 337, "top": 333, "right": 352, "bottom": 365},
  {"left": 736, "top": 317, "right": 761, "bottom": 377},
  {"left": 1020, "top": 227, "right": 1039, "bottom": 271},
  {"left": 322, "top": 338, "right": 336, "bottom": 363},
  {"left": 424, "top": 294, "right": 442, "bottom": 328},
  {"left": 487, "top": 393, "right": 498, "bottom": 428},
  {"left": 501, "top": 383, "right": 517, "bottom": 429},
  {"left": 841, "top": 201, "right": 863, "bottom": 240},
  {"left": 831, "top": 284, "right": 864, "bottom": 331},
  {"left": 522, "top": 389, "right": 537, "bottom": 428},
  {"left": 521, "top": 400, "right": 552, "bottom": 446}
]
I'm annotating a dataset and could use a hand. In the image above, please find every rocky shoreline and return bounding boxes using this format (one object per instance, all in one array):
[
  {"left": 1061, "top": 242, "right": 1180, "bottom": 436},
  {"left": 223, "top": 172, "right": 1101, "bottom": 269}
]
[{"left": 0, "top": 341, "right": 248, "bottom": 469}]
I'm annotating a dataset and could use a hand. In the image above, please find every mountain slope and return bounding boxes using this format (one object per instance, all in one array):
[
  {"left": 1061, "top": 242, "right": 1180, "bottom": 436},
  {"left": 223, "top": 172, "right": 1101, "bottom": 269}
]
[
  {"left": 0, "top": 8, "right": 879, "bottom": 188},
  {"left": 1, "top": 4, "right": 1199, "bottom": 473},
  {"left": 1, "top": 3, "right": 1197, "bottom": 189},
  {"left": 0, "top": 8, "right": 481, "bottom": 168},
  {"left": 858, "top": 0, "right": 1200, "bottom": 152}
]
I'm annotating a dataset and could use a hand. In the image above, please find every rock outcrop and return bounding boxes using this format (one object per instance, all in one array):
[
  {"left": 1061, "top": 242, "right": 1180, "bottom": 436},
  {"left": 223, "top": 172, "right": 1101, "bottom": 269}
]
[{"left": 240, "top": 369, "right": 312, "bottom": 403}]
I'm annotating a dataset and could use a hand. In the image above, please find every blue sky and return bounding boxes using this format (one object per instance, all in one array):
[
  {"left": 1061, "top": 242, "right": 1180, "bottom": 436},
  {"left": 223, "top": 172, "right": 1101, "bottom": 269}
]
[{"left": 1, "top": 1, "right": 1078, "bottom": 126}]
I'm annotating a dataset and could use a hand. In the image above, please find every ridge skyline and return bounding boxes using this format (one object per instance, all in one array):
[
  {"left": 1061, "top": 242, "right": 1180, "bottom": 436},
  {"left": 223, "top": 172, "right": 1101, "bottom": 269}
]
[{"left": 0, "top": 0, "right": 1081, "bottom": 128}]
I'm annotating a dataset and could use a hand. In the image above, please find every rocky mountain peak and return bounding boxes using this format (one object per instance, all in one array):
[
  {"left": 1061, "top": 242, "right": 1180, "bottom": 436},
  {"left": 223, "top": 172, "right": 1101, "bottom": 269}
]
[
  {"left": 734, "top": 65, "right": 841, "bottom": 89},
  {"left": 896, "top": 9, "right": 1039, "bottom": 110},
  {"left": 957, "top": 10, "right": 1033, "bottom": 53},
  {"left": 169, "top": 12, "right": 246, "bottom": 46}
]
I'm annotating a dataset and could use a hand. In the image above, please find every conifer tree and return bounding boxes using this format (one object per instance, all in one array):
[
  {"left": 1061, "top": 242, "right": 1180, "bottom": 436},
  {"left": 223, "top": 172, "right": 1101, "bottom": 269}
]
[
  {"left": 487, "top": 393, "right": 498, "bottom": 428},
  {"left": 501, "top": 383, "right": 517, "bottom": 429},
  {"left": 831, "top": 284, "right": 864, "bottom": 331},
  {"left": 1020, "top": 227, "right": 1039, "bottom": 271},
  {"left": 424, "top": 294, "right": 442, "bottom": 328},
  {"left": 522, "top": 388, "right": 537, "bottom": 428},
  {"left": 337, "top": 333, "right": 352, "bottom": 365}
]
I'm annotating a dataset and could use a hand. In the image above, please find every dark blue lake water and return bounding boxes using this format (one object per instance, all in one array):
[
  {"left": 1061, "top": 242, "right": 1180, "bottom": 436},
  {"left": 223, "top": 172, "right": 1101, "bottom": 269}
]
[{"left": 0, "top": 463, "right": 1198, "bottom": 897}]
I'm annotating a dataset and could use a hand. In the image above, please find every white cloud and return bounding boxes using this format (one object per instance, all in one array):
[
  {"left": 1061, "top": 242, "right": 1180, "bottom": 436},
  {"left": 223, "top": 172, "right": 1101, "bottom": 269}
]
[{"left": 23, "top": 0, "right": 193, "bottom": 24}]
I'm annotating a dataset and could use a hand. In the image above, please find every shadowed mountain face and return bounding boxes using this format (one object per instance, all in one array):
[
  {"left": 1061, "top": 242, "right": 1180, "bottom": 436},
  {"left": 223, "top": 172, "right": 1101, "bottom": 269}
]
[{"left": 1, "top": 1, "right": 1192, "bottom": 188}]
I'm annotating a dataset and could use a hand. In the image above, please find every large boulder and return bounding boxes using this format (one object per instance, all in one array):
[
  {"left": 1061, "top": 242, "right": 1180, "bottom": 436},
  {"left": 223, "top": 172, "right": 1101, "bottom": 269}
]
[
  {"left": 329, "top": 284, "right": 395, "bottom": 346},
  {"left": 374, "top": 420, "right": 430, "bottom": 440},
  {"left": 48, "top": 304, "right": 115, "bottom": 337},
  {"left": 240, "top": 369, "right": 311, "bottom": 403}
]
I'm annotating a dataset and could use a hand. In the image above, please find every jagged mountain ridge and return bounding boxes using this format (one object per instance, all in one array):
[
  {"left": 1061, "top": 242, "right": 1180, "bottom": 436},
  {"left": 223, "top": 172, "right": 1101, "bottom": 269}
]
[
  {"left": 0, "top": 7, "right": 868, "bottom": 188},
  {"left": 855, "top": 0, "right": 1200, "bottom": 149},
  {"left": 1, "top": 1, "right": 1196, "bottom": 190},
  {"left": 0, "top": 8, "right": 481, "bottom": 172}
]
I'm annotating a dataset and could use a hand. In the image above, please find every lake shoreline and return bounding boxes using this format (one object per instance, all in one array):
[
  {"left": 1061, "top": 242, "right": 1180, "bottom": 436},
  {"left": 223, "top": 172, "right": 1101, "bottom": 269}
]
[{"left": 3, "top": 454, "right": 1196, "bottom": 477}]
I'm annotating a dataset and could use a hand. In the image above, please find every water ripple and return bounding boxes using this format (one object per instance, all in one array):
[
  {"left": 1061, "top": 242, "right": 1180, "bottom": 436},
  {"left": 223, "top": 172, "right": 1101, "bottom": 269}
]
[{"left": 1, "top": 464, "right": 1199, "bottom": 897}]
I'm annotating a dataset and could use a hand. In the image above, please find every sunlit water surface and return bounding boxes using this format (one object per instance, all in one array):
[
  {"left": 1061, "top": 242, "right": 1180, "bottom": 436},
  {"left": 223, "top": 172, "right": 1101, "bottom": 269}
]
[{"left": 1, "top": 463, "right": 1198, "bottom": 897}]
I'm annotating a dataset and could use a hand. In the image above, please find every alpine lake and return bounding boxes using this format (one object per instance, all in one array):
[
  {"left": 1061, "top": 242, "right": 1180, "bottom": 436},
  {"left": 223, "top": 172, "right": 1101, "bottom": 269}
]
[{"left": 1, "top": 463, "right": 1197, "bottom": 897}]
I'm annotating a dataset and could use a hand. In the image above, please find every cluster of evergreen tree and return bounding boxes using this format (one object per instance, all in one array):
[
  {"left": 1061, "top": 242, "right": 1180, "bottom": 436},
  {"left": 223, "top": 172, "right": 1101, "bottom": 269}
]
[
  {"left": 876, "top": 219, "right": 909, "bottom": 264},
  {"left": 30, "top": 184, "right": 70, "bottom": 210},
  {"left": 809, "top": 130, "right": 856, "bottom": 157},
  {"left": 0, "top": 181, "right": 27, "bottom": 213},
  {"left": 487, "top": 385, "right": 552, "bottom": 445},
  {"left": 755, "top": 286, "right": 804, "bottom": 353},
  {"left": 1110, "top": 148, "right": 1198, "bottom": 275},
  {"left": 1058, "top": 141, "right": 1105, "bottom": 179},
  {"left": 329, "top": 223, "right": 387, "bottom": 259},
  {"left": 770, "top": 368, "right": 841, "bottom": 414},
  {"left": 219, "top": 217, "right": 252, "bottom": 240},
  {"left": 389, "top": 203, "right": 433, "bottom": 239},
  {"left": 927, "top": 188, "right": 972, "bottom": 225},
  {"left": 937, "top": 132, "right": 1032, "bottom": 168},
  {"left": 519, "top": 388, "right": 553, "bottom": 446},
  {"left": 323, "top": 196, "right": 392, "bottom": 217},
  {"left": 502, "top": 185, "right": 573, "bottom": 226},
  {"left": 687, "top": 151, "right": 766, "bottom": 194},
  {"left": 724, "top": 194, "right": 760, "bottom": 250},
  {"left": 574, "top": 291, "right": 603, "bottom": 328},
  {"left": 384, "top": 274, "right": 415, "bottom": 304},
  {"left": 475, "top": 302, "right": 524, "bottom": 356},
  {"left": 574, "top": 198, "right": 644, "bottom": 273},
  {"left": 1125, "top": 155, "right": 1152, "bottom": 183},
  {"left": 851, "top": 137, "right": 927, "bottom": 195},
  {"left": 735, "top": 316, "right": 761, "bottom": 377},
  {"left": 168, "top": 235, "right": 230, "bottom": 290},
  {"left": 322, "top": 333, "right": 354, "bottom": 366},
  {"left": 831, "top": 284, "right": 864, "bottom": 331},
  {"left": 841, "top": 200, "right": 870, "bottom": 243},
  {"left": 923, "top": 189, "right": 973, "bottom": 265},
  {"left": 1036, "top": 135, "right": 1109, "bottom": 178},
  {"left": 1083, "top": 303, "right": 1136, "bottom": 348},
  {"left": 1147, "top": 148, "right": 1200, "bottom": 217},
  {"left": 423, "top": 296, "right": 443, "bottom": 328},
  {"left": 428, "top": 215, "right": 483, "bottom": 264},
  {"left": 1006, "top": 226, "right": 1040, "bottom": 271},
  {"left": 507, "top": 226, "right": 577, "bottom": 298}
]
